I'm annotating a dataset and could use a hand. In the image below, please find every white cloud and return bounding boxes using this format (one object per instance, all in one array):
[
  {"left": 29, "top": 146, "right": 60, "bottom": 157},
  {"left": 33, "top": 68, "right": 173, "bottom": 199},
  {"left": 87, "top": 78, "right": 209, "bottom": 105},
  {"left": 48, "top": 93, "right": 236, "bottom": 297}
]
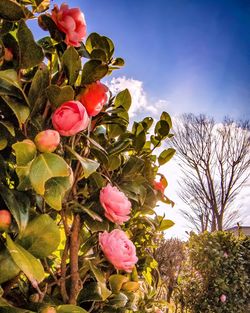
[
  {"left": 106, "top": 76, "right": 169, "bottom": 118},
  {"left": 107, "top": 76, "right": 147, "bottom": 117}
]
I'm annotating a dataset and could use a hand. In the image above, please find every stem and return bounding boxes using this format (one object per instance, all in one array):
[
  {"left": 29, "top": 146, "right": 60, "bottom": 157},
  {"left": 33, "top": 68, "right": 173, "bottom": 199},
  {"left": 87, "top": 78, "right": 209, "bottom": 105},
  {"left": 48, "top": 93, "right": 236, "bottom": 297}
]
[
  {"left": 69, "top": 213, "right": 82, "bottom": 304},
  {"left": 60, "top": 210, "right": 70, "bottom": 303}
]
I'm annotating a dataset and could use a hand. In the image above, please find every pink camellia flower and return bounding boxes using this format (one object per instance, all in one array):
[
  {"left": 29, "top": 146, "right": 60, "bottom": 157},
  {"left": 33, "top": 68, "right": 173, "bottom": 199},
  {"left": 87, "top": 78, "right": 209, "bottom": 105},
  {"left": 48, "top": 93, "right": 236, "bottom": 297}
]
[
  {"left": 100, "top": 184, "right": 131, "bottom": 225},
  {"left": 99, "top": 229, "right": 138, "bottom": 272},
  {"left": 52, "top": 101, "right": 89, "bottom": 136},
  {"left": 155, "top": 309, "right": 163, "bottom": 313},
  {"left": 223, "top": 252, "right": 228, "bottom": 258},
  {"left": 51, "top": 3, "right": 86, "bottom": 47},
  {"left": 79, "top": 81, "right": 109, "bottom": 117},
  {"left": 34, "top": 130, "right": 60, "bottom": 153},
  {"left": 220, "top": 294, "right": 227, "bottom": 303}
]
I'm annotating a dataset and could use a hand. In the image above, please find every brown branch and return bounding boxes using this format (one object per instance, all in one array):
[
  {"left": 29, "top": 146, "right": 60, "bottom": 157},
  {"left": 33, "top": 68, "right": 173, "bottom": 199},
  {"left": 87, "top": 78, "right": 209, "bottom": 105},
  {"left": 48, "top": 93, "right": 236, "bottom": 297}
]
[{"left": 69, "top": 213, "right": 82, "bottom": 304}]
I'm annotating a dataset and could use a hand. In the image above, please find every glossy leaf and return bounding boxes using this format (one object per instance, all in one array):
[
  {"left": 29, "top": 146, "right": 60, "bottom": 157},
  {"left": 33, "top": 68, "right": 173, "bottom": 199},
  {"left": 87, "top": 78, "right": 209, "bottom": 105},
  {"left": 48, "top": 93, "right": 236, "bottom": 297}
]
[
  {"left": 57, "top": 305, "right": 88, "bottom": 313},
  {"left": 29, "top": 153, "right": 71, "bottom": 195},
  {"left": 109, "top": 274, "right": 129, "bottom": 294},
  {"left": 114, "top": 89, "right": 132, "bottom": 111},
  {"left": 44, "top": 176, "right": 73, "bottom": 210},
  {"left": 1, "top": 96, "right": 30, "bottom": 126},
  {"left": 28, "top": 67, "right": 49, "bottom": 112},
  {"left": 66, "top": 146, "right": 100, "bottom": 178},
  {"left": 155, "top": 120, "right": 170, "bottom": 137},
  {"left": 17, "top": 19, "right": 44, "bottom": 69},
  {"left": 0, "top": 121, "right": 15, "bottom": 136},
  {"left": 81, "top": 60, "right": 108, "bottom": 84},
  {"left": 158, "top": 219, "right": 175, "bottom": 231},
  {"left": 12, "top": 140, "right": 37, "bottom": 166},
  {"left": 158, "top": 148, "right": 176, "bottom": 165},
  {"left": 46, "top": 84, "right": 74, "bottom": 107},
  {"left": 89, "top": 261, "right": 112, "bottom": 300},
  {"left": 121, "top": 281, "right": 140, "bottom": 292},
  {"left": 0, "top": 0, "right": 26, "bottom": 21},
  {"left": 6, "top": 235, "right": 45, "bottom": 284},
  {"left": 0, "top": 185, "right": 30, "bottom": 233},
  {"left": 62, "top": 46, "right": 81, "bottom": 85},
  {"left": 160, "top": 111, "right": 172, "bottom": 129},
  {"left": 0, "top": 248, "right": 20, "bottom": 284},
  {"left": 18, "top": 214, "right": 60, "bottom": 258}
]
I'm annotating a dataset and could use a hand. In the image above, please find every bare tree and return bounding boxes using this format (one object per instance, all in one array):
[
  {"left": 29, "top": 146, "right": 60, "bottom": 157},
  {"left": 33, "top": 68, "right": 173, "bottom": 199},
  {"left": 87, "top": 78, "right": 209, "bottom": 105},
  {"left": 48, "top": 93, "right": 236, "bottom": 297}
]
[
  {"left": 155, "top": 238, "right": 184, "bottom": 302},
  {"left": 173, "top": 114, "right": 250, "bottom": 232}
]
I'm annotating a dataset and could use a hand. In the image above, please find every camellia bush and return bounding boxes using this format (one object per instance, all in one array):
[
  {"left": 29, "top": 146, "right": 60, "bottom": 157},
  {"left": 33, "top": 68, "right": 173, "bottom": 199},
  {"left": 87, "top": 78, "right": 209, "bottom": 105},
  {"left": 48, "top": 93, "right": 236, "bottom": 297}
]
[
  {"left": 174, "top": 231, "right": 250, "bottom": 313},
  {"left": 0, "top": 1, "right": 175, "bottom": 312}
]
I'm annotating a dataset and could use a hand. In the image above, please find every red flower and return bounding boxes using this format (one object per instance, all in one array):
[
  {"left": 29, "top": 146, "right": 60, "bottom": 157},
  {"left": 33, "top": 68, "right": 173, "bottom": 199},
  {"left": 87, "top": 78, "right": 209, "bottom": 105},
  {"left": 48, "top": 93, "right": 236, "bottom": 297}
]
[{"left": 79, "top": 81, "right": 109, "bottom": 117}]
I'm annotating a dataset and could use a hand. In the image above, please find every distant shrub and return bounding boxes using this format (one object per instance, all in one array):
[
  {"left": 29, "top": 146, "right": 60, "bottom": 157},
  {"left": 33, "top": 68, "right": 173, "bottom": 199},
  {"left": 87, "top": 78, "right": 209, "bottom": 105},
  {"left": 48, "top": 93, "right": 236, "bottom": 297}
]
[{"left": 174, "top": 231, "right": 250, "bottom": 313}]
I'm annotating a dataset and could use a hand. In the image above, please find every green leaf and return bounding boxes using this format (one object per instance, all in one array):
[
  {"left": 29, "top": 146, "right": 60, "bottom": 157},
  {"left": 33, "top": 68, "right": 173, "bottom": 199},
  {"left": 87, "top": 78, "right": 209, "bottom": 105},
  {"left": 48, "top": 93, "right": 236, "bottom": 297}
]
[
  {"left": 0, "top": 185, "right": 30, "bottom": 233},
  {"left": 56, "top": 305, "right": 88, "bottom": 313},
  {"left": 66, "top": 146, "right": 100, "bottom": 178},
  {"left": 0, "top": 0, "right": 26, "bottom": 21},
  {"left": 12, "top": 140, "right": 37, "bottom": 166},
  {"left": 155, "top": 120, "right": 170, "bottom": 137},
  {"left": 158, "top": 219, "right": 175, "bottom": 231},
  {"left": 0, "top": 121, "right": 15, "bottom": 136},
  {"left": 89, "top": 261, "right": 112, "bottom": 300},
  {"left": 46, "top": 85, "right": 75, "bottom": 107},
  {"left": 81, "top": 60, "right": 108, "bottom": 84},
  {"left": 18, "top": 214, "right": 60, "bottom": 258},
  {"left": 33, "top": 0, "right": 50, "bottom": 13},
  {"left": 114, "top": 89, "right": 132, "bottom": 111},
  {"left": 108, "top": 293, "right": 128, "bottom": 309},
  {"left": 44, "top": 176, "right": 73, "bottom": 210},
  {"left": 28, "top": 67, "right": 49, "bottom": 112},
  {"left": 112, "top": 57, "right": 125, "bottom": 67},
  {"left": 0, "top": 137, "right": 7, "bottom": 150},
  {"left": 78, "top": 282, "right": 103, "bottom": 302},
  {"left": 2, "top": 96, "right": 30, "bottom": 126},
  {"left": 38, "top": 14, "right": 65, "bottom": 43},
  {"left": 107, "top": 124, "right": 126, "bottom": 139},
  {"left": 0, "top": 248, "right": 20, "bottom": 284},
  {"left": 29, "top": 153, "right": 71, "bottom": 195},
  {"left": 62, "top": 46, "right": 81, "bottom": 85},
  {"left": 12, "top": 140, "right": 37, "bottom": 190},
  {"left": 84, "top": 215, "right": 109, "bottom": 233},
  {"left": 108, "top": 155, "right": 121, "bottom": 171},
  {"left": 85, "top": 33, "right": 112, "bottom": 61},
  {"left": 158, "top": 148, "right": 176, "bottom": 165},
  {"left": 121, "top": 281, "right": 139, "bottom": 292},
  {"left": 17, "top": 19, "right": 44, "bottom": 69},
  {"left": 160, "top": 111, "right": 172, "bottom": 129},
  {"left": 107, "top": 139, "right": 131, "bottom": 156},
  {"left": 109, "top": 275, "right": 129, "bottom": 294},
  {"left": 6, "top": 235, "right": 45, "bottom": 284},
  {"left": 142, "top": 117, "right": 154, "bottom": 131}
]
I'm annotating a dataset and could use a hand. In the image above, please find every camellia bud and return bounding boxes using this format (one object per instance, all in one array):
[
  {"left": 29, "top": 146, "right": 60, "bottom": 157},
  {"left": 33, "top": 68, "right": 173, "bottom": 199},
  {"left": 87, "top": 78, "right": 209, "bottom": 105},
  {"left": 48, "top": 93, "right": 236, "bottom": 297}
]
[
  {"left": 34, "top": 130, "right": 60, "bottom": 153},
  {"left": 0, "top": 210, "right": 11, "bottom": 231},
  {"left": 220, "top": 294, "right": 227, "bottom": 303},
  {"left": 4, "top": 47, "right": 13, "bottom": 61}
]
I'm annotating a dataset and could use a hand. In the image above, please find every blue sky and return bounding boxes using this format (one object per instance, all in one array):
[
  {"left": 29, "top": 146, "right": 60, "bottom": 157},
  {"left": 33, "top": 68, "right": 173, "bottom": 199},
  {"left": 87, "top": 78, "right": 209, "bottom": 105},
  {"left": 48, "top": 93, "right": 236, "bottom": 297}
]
[{"left": 41, "top": 0, "right": 250, "bottom": 120}]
